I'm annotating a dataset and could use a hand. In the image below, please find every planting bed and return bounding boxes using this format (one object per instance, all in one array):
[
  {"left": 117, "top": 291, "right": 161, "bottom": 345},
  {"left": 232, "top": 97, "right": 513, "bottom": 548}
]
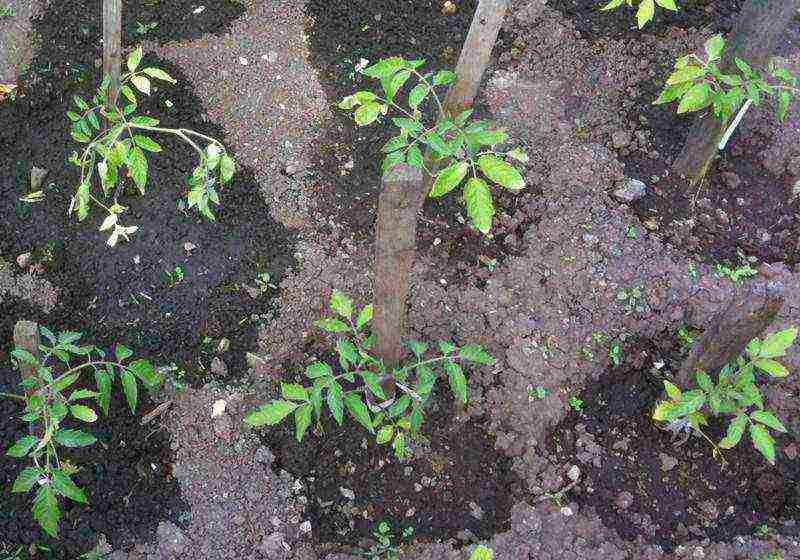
[{"left": 1, "top": 0, "right": 800, "bottom": 558}]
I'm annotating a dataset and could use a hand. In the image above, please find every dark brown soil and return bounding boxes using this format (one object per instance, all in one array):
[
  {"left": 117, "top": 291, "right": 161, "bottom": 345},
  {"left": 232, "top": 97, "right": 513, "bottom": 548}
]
[
  {"left": 0, "top": 300, "right": 185, "bottom": 558},
  {"left": 304, "top": 0, "right": 540, "bottom": 287},
  {"left": 551, "top": 338, "right": 800, "bottom": 551},
  {"left": 550, "top": 0, "right": 800, "bottom": 271},
  {"left": 0, "top": 0, "right": 295, "bottom": 381},
  {"left": 257, "top": 375, "right": 521, "bottom": 551}
]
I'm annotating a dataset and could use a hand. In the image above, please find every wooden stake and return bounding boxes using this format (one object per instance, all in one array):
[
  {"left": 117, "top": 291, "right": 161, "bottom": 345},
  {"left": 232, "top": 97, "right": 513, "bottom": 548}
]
[
  {"left": 13, "top": 320, "right": 41, "bottom": 398},
  {"left": 103, "top": 0, "right": 123, "bottom": 110},
  {"left": 676, "top": 281, "right": 785, "bottom": 387}
]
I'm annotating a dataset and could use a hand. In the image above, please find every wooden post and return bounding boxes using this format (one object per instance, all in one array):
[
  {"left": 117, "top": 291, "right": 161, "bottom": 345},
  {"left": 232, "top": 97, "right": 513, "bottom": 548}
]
[
  {"left": 672, "top": 0, "right": 798, "bottom": 185},
  {"left": 676, "top": 281, "right": 785, "bottom": 387},
  {"left": 13, "top": 320, "right": 41, "bottom": 398},
  {"left": 103, "top": 0, "right": 123, "bottom": 110},
  {"left": 423, "top": 0, "right": 509, "bottom": 193},
  {"left": 442, "top": 0, "right": 509, "bottom": 119},
  {"left": 373, "top": 164, "right": 425, "bottom": 384}
]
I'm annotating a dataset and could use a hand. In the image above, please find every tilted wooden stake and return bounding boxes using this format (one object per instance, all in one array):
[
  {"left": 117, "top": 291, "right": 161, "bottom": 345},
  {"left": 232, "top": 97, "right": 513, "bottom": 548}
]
[
  {"left": 676, "top": 281, "right": 785, "bottom": 387},
  {"left": 373, "top": 164, "right": 425, "bottom": 375},
  {"left": 13, "top": 320, "right": 41, "bottom": 396},
  {"left": 103, "top": 0, "right": 123, "bottom": 110}
]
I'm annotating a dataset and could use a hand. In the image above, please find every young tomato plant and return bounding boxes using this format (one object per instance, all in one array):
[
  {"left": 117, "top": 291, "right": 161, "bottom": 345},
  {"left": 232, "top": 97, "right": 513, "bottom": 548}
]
[
  {"left": 653, "top": 327, "right": 797, "bottom": 465},
  {"left": 338, "top": 56, "right": 527, "bottom": 235},
  {"left": 655, "top": 35, "right": 800, "bottom": 128},
  {"left": 600, "top": 0, "right": 679, "bottom": 29},
  {"left": 245, "top": 291, "right": 496, "bottom": 458},
  {"left": 2, "top": 327, "right": 162, "bottom": 537},
  {"left": 67, "top": 46, "right": 236, "bottom": 246}
]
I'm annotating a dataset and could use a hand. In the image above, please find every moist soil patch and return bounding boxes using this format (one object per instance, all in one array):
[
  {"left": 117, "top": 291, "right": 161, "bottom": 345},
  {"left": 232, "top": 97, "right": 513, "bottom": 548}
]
[
  {"left": 551, "top": 0, "right": 800, "bottom": 267},
  {"left": 0, "top": 0, "right": 295, "bottom": 382},
  {"left": 304, "top": 0, "right": 539, "bottom": 287},
  {"left": 0, "top": 300, "right": 185, "bottom": 559},
  {"left": 550, "top": 338, "right": 800, "bottom": 551},
  {"left": 257, "top": 385, "right": 521, "bottom": 553}
]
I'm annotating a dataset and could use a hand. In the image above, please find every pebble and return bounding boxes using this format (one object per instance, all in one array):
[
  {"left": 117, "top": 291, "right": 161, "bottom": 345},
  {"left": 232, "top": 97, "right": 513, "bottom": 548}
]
[
  {"left": 183, "top": 241, "right": 197, "bottom": 254},
  {"left": 567, "top": 465, "right": 581, "bottom": 481},
  {"left": 262, "top": 51, "right": 278, "bottom": 63},
  {"left": 613, "top": 178, "right": 646, "bottom": 203},
  {"left": 611, "top": 130, "right": 632, "bottom": 149},
  {"left": 715, "top": 209, "right": 730, "bottom": 227},
  {"left": 560, "top": 506, "right": 575, "bottom": 516},
  {"left": 339, "top": 487, "right": 355, "bottom": 500},
  {"left": 210, "top": 357, "right": 228, "bottom": 376},
  {"left": 299, "top": 520, "right": 312, "bottom": 533},
  {"left": 414, "top": 483, "right": 423, "bottom": 492},
  {"left": 30, "top": 166, "right": 48, "bottom": 191},
  {"left": 16, "top": 252, "right": 32, "bottom": 269},
  {"left": 216, "top": 338, "right": 230, "bottom": 354},
  {"left": 615, "top": 491, "right": 633, "bottom": 511},
  {"left": 659, "top": 453, "right": 678, "bottom": 472},
  {"left": 404, "top": 466, "right": 414, "bottom": 477},
  {"left": 254, "top": 446, "right": 275, "bottom": 465},
  {"left": 192, "top": 5, "right": 205, "bottom": 14},
  {"left": 468, "top": 501, "right": 484, "bottom": 520}
]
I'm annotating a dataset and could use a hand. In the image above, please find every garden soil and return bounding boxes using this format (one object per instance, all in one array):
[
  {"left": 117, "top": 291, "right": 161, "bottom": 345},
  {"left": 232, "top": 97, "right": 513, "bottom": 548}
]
[{"left": 1, "top": 0, "right": 800, "bottom": 559}]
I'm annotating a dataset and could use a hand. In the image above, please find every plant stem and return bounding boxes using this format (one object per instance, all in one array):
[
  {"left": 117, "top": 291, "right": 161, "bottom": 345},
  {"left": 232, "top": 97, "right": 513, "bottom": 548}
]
[{"left": 0, "top": 392, "right": 27, "bottom": 402}]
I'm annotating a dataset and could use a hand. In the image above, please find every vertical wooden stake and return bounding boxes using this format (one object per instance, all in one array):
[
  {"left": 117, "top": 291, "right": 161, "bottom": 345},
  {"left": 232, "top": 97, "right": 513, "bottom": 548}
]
[
  {"left": 677, "top": 281, "right": 785, "bottom": 387},
  {"left": 672, "top": 0, "right": 797, "bottom": 185},
  {"left": 442, "top": 0, "right": 510, "bottom": 118},
  {"left": 13, "top": 320, "right": 41, "bottom": 399},
  {"left": 373, "top": 164, "right": 426, "bottom": 377},
  {"left": 103, "top": 0, "right": 123, "bottom": 110}
]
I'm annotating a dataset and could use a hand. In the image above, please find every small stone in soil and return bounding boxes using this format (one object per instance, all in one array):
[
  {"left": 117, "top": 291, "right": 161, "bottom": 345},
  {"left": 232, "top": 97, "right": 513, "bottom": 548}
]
[
  {"left": 567, "top": 465, "right": 581, "bottom": 481},
  {"left": 611, "top": 130, "right": 632, "bottom": 149},
  {"left": 613, "top": 178, "right": 646, "bottom": 203},
  {"left": 659, "top": 453, "right": 678, "bottom": 472},
  {"left": 339, "top": 487, "right": 355, "bottom": 500}
]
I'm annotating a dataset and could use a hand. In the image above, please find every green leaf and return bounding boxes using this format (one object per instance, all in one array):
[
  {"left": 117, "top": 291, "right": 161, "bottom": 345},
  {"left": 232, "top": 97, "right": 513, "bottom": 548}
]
[
  {"left": 406, "top": 145, "right": 424, "bottom": 168},
  {"left": 677, "top": 82, "right": 712, "bottom": 114},
  {"left": 128, "top": 145, "right": 148, "bottom": 193},
  {"left": 382, "top": 70, "right": 411, "bottom": 103},
  {"left": 354, "top": 102, "right": 382, "bottom": 126},
  {"left": 433, "top": 70, "right": 457, "bottom": 86},
  {"left": 666, "top": 65, "right": 705, "bottom": 86},
  {"left": 750, "top": 410, "right": 787, "bottom": 433},
  {"left": 463, "top": 177, "right": 494, "bottom": 234},
  {"left": 121, "top": 370, "right": 138, "bottom": 413},
  {"left": 409, "top": 406, "right": 424, "bottom": 434},
  {"left": 376, "top": 425, "right": 394, "bottom": 444},
  {"left": 719, "top": 413, "right": 748, "bottom": 449},
  {"left": 469, "top": 545, "right": 494, "bottom": 560},
  {"left": 73, "top": 95, "right": 89, "bottom": 111},
  {"left": 749, "top": 423, "right": 776, "bottom": 465},
  {"left": 33, "top": 485, "right": 60, "bottom": 538},
  {"left": 759, "top": 328, "right": 797, "bottom": 358},
  {"left": 345, "top": 393, "right": 373, "bottom": 433},
  {"left": 459, "top": 344, "right": 495, "bottom": 365},
  {"left": 66, "top": 111, "right": 80, "bottom": 122},
  {"left": 600, "top": 0, "right": 624, "bottom": 10},
  {"left": 754, "top": 359, "right": 789, "bottom": 378},
  {"left": 356, "top": 304, "right": 373, "bottom": 330},
  {"left": 142, "top": 67, "right": 176, "bottom": 83},
  {"left": 408, "top": 83, "right": 429, "bottom": 108},
  {"left": 445, "top": 360, "right": 467, "bottom": 403},
  {"left": 133, "top": 135, "right": 163, "bottom": 153},
  {"left": 361, "top": 57, "right": 405, "bottom": 79},
  {"left": 392, "top": 430, "right": 407, "bottom": 458},
  {"left": 477, "top": 154, "right": 525, "bottom": 190},
  {"left": 392, "top": 117, "right": 423, "bottom": 134},
  {"left": 429, "top": 161, "right": 469, "bottom": 197},
  {"left": 120, "top": 85, "right": 137, "bottom": 104},
  {"left": 388, "top": 394, "right": 411, "bottom": 418},
  {"left": 361, "top": 371, "right": 386, "bottom": 400},
  {"left": 636, "top": 0, "right": 655, "bottom": 28},
  {"left": 131, "top": 75, "right": 151, "bottom": 95},
  {"left": 337, "top": 339, "right": 360, "bottom": 367},
  {"left": 381, "top": 136, "right": 408, "bottom": 154},
  {"left": 469, "top": 130, "right": 508, "bottom": 147},
  {"left": 734, "top": 57, "right": 755, "bottom": 78},
  {"left": 664, "top": 390, "right": 706, "bottom": 420},
  {"left": 54, "top": 428, "right": 96, "bottom": 448},
  {"left": 306, "top": 361, "right": 333, "bottom": 378},
  {"left": 68, "top": 389, "right": 98, "bottom": 402},
  {"left": 127, "top": 359, "right": 161, "bottom": 388},
  {"left": 506, "top": 147, "right": 529, "bottom": 163},
  {"left": 6, "top": 436, "right": 39, "bottom": 458},
  {"left": 220, "top": 154, "right": 236, "bottom": 184},
  {"left": 244, "top": 400, "right": 298, "bottom": 427},
  {"left": 695, "top": 371, "right": 713, "bottom": 393},
  {"left": 381, "top": 150, "right": 406, "bottom": 174},
  {"left": 778, "top": 90, "right": 792, "bottom": 121},
  {"left": 54, "top": 372, "right": 80, "bottom": 392},
  {"left": 704, "top": 34, "right": 725, "bottom": 60},
  {"left": 330, "top": 290, "right": 354, "bottom": 319},
  {"left": 339, "top": 94, "right": 360, "bottom": 110},
  {"left": 282, "top": 382, "right": 309, "bottom": 401},
  {"left": 294, "top": 404, "right": 313, "bottom": 442},
  {"left": 69, "top": 405, "right": 98, "bottom": 423},
  {"left": 131, "top": 115, "right": 160, "bottom": 126},
  {"left": 115, "top": 344, "right": 133, "bottom": 362},
  {"left": 51, "top": 470, "right": 87, "bottom": 504},
  {"left": 94, "top": 369, "right": 111, "bottom": 416},
  {"left": 654, "top": 0, "right": 677, "bottom": 9},
  {"left": 327, "top": 381, "right": 344, "bottom": 425},
  {"left": 314, "top": 318, "right": 351, "bottom": 333},
  {"left": 127, "top": 46, "right": 143, "bottom": 72},
  {"left": 12, "top": 467, "right": 43, "bottom": 493}
]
